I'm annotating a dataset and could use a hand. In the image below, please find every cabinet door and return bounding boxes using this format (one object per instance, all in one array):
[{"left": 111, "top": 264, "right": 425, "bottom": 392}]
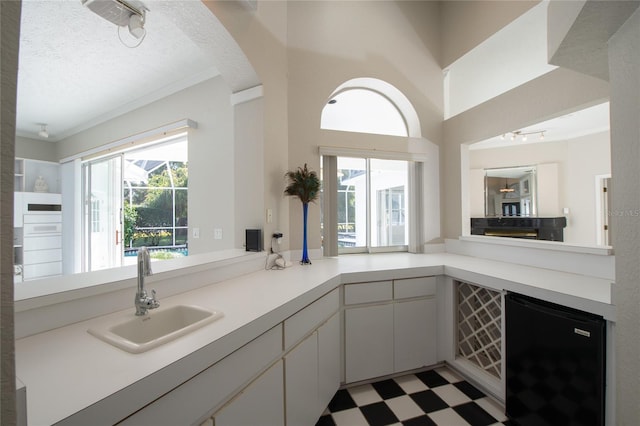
[
  {"left": 214, "top": 360, "right": 284, "bottom": 426},
  {"left": 318, "top": 313, "right": 341, "bottom": 415},
  {"left": 345, "top": 304, "right": 394, "bottom": 383},
  {"left": 394, "top": 298, "right": 437, "bottom": 372},
  {"left": 285, "top": 332, "right": 319, "bottom": 426}
]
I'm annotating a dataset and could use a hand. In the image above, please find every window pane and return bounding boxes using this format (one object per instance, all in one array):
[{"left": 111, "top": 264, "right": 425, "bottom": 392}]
[
  {"left": 370, "top": 159, "right": 408, "bottom": 247},
  {"left": 175, "top": 188, "right": 188, "bottom": 226},
  {"left": 337, "top": 157, "right": 366, "bottom": 248}
]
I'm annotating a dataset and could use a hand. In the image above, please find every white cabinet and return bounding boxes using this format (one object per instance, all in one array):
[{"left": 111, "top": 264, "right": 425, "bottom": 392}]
[
  {"left": 318, "top": 312, "right": 341, "bottom": 413},
  {"left": 344, "top": 277, "right": 438, "bottom": 384},
  {"left": 394, "top": 298, "right": 437, "bottom": 372},
  {"left": 345, "top": 303, "right": 394, "bottom": 383},
  {"left": 214, "top": 360, "right": 284, "bottom": 426},
  {"left": 118, "top": 326, "right": 283, "bottom": 426},
  {"left": 285, "top": 332, "right": 320, "bottom": 425},
  {"left": 283, "top": 290, "right": 340, "bottom": 425}
]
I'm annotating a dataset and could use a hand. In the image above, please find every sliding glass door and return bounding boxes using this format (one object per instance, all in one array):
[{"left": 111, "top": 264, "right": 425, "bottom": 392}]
[{"left": 83, "top": 154, "right": 123, "bottom": 272}]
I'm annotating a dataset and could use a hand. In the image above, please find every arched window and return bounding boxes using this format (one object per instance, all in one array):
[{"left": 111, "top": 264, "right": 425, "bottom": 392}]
[
  {"left": 321, "top": 78, "right": 421, "bottom": 138},
  {"left": 322, "top": 88, "right": 407, "bottom": 137},
  {"left": 320, "top": 79, "right": 425, "bottom": 256}
]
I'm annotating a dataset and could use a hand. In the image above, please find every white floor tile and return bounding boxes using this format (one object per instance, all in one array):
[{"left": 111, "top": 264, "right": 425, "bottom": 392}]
[
  {"left": 428, "top": 407, "right": 472, "bottom": 425},
  {"left": 348, "top": 383, "right": 383, "bottom": 406},
  {"left": 394, "top": 374, "right": 429, "bottom": 394},
  {"left": 331, "top": 407, "right": 368, "bottom": 425},
  {"left": 475, "top": 396, "right": 508, "bottom": 422},
  {"left": 385, "top": 395, "right": 425, "bottom": 421},
  {"left": 434, "top": 366, "right": 463, "bottom": 383},
  {"left": 431, "top": 383, "right": 472, "bottom": 407}
]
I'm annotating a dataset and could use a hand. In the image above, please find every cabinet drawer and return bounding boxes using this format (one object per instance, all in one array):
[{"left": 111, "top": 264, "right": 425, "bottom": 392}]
[
  {"left": 24, "top": 248, "right": 62, "bottom": 265},
  {"left": 344, "top": 281, "right": 392, "bottom": 305},
  {"left": 284, "top": 288, "right": 339, "bottom": 349},
  {"left": 23, "top": 214, "right": 62, "bottom": 224},
  {"left": 394, "top": 277, "right": 436, "bottom": 299},
  {"left": 23, "top": 235, "right": 61, "bottom": 250},
  {"left": 118, "top": 325, "right": 283, "bottom": 426}
]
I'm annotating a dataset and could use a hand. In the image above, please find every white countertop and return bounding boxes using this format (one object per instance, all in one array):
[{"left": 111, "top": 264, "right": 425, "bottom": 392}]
[{"left": 15, "top": 253, "right": 614, "bottom": 425}]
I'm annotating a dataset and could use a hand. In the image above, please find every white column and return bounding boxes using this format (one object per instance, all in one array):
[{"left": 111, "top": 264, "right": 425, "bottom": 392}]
[{"left": 609, "top": 7, "right": 640, "bottom": 424}]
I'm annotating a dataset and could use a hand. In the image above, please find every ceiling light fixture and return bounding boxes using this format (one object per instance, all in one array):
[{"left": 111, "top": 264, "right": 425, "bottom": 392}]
[
  {"left": 128, "top": 13, "right": 145, "bottom": 39},
  {"left": 82, "top": 0, "right": 149, "bottom": 47},
  {"left": 38, "top": 124, "right": 49, "bottom": 139},
  {"left": 504, "top": 130, "right": 546, "bottom": 142},
  {"left": 499, "top": 178, "right": 515, "bottom": 193}
]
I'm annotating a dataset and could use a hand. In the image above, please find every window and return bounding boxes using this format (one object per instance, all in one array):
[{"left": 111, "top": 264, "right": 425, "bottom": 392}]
[
  {"left": 83, "top": 135, "right": 188, "bottom": 272},
  {"left": 322, "top": 89, "right": 408, "bottom": 137},
  {"left": 331, "top": 156, "right": 409, "bottom": 253}
]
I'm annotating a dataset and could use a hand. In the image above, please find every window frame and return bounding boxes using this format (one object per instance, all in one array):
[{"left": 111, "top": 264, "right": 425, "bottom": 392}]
[{"left": 321, "top": 148, "right": 425, "bottom": 256}]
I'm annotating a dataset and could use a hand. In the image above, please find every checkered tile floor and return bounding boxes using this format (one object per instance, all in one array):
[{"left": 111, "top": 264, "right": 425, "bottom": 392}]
[{"left": 316, "top": 367, "right": 514, "bottom": 426}]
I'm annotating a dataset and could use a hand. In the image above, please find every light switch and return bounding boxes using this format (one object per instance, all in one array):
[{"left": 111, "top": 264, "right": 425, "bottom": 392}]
[
  {"left": 214, "top": 228, "right": 223, "bottom": 240},
  {"left": 192, "top": 228, "right": 200, "bottom": 239},
  {"left": 266, "top": 208, "right": 273, "bottom": 224}
]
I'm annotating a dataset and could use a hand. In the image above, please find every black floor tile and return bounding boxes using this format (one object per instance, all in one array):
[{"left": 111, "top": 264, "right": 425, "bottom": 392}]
[
  {"left": 328, "top": 389, "right": 357, "bottom": 412},
  {"left": 402, "top": 414, "right": 438, "bottom": 425},
  {"left": 453, "top": 401, "right": 498, "bottom": 426},
  {"left": 454, "top": 380, "right": 486, "bottom": 400},
  {"left": 415, "top": 369, "right": 449, "bottom": 388},
  {"left": 322, "top": 367, "right": 510, "bottom": 426},
  {"left": 372, "top": 378, "right": 406, "bottom": 399},
  {"left": 360, "top": 401, "right": 400, "bottom": 426},
  {"left": 315, "top": 414, "right": 337, "bottom": 426},
  {"left": 409, "top": 389, "right": 450, "bottom": 413}
]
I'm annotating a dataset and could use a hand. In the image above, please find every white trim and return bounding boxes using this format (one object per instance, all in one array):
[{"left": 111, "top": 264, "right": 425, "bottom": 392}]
[
  {"left": 319, "top": 146, "right": 428, "bottom": 162},
  {"left": 458, "top": 235, "right": 613, "bottom": 255},
  {"left": 59, "top": 119, "right": 197, "bottom": 163},
  {"left": 230, "top": 85, "right": 264, "bottom": 106}
]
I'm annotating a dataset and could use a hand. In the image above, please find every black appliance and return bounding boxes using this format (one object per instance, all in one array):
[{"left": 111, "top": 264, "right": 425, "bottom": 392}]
[
  {"left": 245, "top": 229, "right": 263, "bottom": 252},
  {"left": 505, "top": 293, "right": 606, "bottom": 426}
]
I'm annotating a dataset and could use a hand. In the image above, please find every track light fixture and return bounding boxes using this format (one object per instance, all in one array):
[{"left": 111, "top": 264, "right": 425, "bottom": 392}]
[{"left": 500, "top": 130, "right": 546, "bottom": 142}]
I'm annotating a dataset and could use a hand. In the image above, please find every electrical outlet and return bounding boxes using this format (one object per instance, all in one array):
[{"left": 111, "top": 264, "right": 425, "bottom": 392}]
[{"left": 214, "top": 228, "right": 223, "bottom": 240}]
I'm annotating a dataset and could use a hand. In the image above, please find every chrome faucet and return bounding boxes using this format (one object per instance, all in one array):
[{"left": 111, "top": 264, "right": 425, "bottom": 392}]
[{"left": 135, "top": 247, "right": 159, "bottom": 316}]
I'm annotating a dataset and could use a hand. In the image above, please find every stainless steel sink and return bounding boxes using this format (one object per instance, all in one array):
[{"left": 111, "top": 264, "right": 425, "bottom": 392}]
[{"left": 88, "top": 304, "right": 223, "bottom": 353}]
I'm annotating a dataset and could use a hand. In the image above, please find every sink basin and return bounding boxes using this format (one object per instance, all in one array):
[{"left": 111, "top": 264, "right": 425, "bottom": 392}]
[{"left": 88, "top": 305, "right": 223, "bottom": 353}]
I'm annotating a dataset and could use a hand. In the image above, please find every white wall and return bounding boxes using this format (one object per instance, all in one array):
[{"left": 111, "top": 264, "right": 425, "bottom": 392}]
[
  {"left": 234, "top": 94, "right": 265, "bottom": 250},
  {"left": 609, "top": 7, "right": 640, "bottom": 423},
  {"left": 446, "top": 1, "right": 556, "bottom": 118},
  {"left": 286, "top": 0, "right": 444, "bottom": 253},
  {"left": 15, "top": 136, "right": 57, "bottom": 162},
  {"left": 56, "top": 77, "right": 240, "bottom": 256}
]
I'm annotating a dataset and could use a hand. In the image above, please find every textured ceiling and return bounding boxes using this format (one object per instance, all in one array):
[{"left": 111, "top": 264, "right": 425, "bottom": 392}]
[{"left": 17, "top": 0, "right": 259, "bottom": 142}]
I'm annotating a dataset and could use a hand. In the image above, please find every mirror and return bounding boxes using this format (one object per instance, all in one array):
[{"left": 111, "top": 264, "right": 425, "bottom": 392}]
[
  {"left": 468, "top": 103, "right": 611, "bottom": 247},
  {"left": 484, "top": 166, "right": 536, "bottom": 217},
  {"left": 13, "top": 1, "right": 262, "bottom": 301}
]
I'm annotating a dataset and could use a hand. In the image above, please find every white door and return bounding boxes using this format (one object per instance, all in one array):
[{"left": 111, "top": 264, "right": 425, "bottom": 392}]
[{"left": 83, "top": 154, "right": 123, "bottom": 271}]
